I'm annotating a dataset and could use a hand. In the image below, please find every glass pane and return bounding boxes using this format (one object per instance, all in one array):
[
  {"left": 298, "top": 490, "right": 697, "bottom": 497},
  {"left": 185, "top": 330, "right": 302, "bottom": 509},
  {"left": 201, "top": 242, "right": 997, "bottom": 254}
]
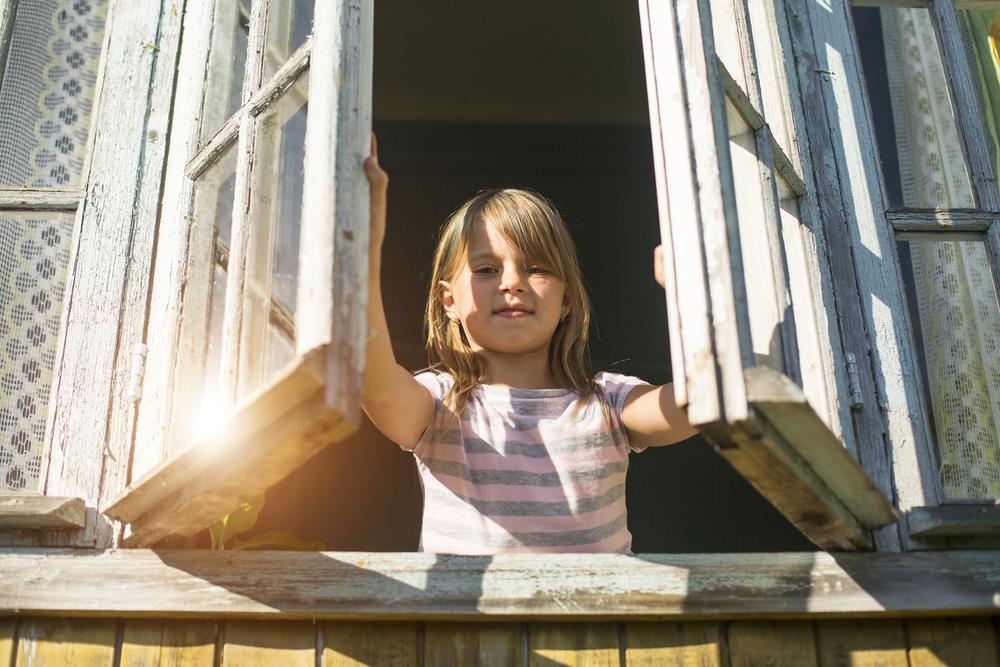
[
  {"left": 0, "top": 212, "right": 75, "bottom": 491},
  {"left": 855, "top": 7, "right": 976, "bottom": 209},
  {"left": 240, "top": 72, "right": 306, "bottom": 397},
  {"left": 898, "top": 238, "right": 1000, "bottom": 501},
  {"left": 200, "top": 0, "right": 251, "bottom": 145},
  {"left": 263, "top": 0, "right": 314, "bottom": 80},
  {"left": 0, "top": 0, "right": 109, "bottom": 188}
]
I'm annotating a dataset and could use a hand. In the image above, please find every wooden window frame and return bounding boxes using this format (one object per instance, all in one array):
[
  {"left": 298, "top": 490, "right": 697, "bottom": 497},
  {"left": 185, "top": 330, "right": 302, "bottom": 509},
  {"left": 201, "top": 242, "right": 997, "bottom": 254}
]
[
  {"left": 840, "top": 0, "right": 1000, "bottom": 545},
  {"left": 640, "top": 0, "right": 898, "bottom": 552},
  {"left": 101, "top": 0, "right": 372, "bottom": 548}
]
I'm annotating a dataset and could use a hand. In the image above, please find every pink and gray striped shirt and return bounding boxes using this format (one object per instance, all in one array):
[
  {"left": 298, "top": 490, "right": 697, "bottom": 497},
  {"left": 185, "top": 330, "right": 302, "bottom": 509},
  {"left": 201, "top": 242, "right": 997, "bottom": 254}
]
[{"left": 401, "top": 371, "right": 650, "bottom": 554}]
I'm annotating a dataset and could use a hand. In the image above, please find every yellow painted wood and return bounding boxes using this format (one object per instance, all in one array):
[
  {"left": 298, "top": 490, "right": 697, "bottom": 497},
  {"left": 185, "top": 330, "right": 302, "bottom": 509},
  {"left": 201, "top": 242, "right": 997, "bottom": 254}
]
[
  {"left": 622, "top": 621, "right": 724, "bottom": 666},
  {"left": 816, "top": 619, "right": 909, "bottom": 666},
  {"left": 529, "top": 622, "right": 619, "bottom": 667},
  {"left": 906, "top": 618, "right": 1000, "bottom": 667},
  {"left": 323, "top": 622, "right": 419, "bottom": 666},
  {"left": 424, "top": 622, "right": 523, "bottom": 666},
  {"left": 727, "top": 620, "right": 817, "bottom": 667},
  {"left": 120, "top": 619, "right": 218, "bottom": 666},
  {"left": 221, "top": 620, "right": 314, "bottom": 666},
  {"left": 15, "top": 617, "right": 118, "bottom": 666},
  {"left": 0, "top": 617, "right": 17, "bottom": 666}
]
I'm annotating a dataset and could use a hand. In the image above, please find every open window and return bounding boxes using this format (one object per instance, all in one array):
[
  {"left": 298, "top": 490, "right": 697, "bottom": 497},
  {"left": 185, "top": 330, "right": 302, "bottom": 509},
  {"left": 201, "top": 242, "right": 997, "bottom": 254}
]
[
  {"left": 103, "top": 0, "right": 373, "bottom": 546},
  {"left": 852, "top": 0, "right": 1000, "bottom": 542},
  {"left": 639, "top": 0, "right": 898, "bottom": 550}
]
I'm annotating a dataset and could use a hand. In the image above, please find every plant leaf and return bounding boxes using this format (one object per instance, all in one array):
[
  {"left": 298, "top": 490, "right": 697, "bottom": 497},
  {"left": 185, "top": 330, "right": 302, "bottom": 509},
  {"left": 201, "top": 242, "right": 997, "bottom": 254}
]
[
  {"left": 229, "top": 530, "right": 326, "bottom": 551},
  {"left": 210, "top": 493, "right": 266, "bottom": 550}
]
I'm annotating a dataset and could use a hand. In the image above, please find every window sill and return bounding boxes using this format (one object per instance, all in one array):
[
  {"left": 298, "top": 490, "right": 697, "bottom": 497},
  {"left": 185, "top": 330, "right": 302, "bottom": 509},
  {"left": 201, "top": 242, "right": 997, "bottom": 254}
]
[
  {"left": 0, "top": 494, "right": 86, "bottom": 530},
  {"left": 1, "top": 549, "right": 997, "bottom": 620},
  {"left": 908, "top": 505, "right": 1000, "bottom": 538}
]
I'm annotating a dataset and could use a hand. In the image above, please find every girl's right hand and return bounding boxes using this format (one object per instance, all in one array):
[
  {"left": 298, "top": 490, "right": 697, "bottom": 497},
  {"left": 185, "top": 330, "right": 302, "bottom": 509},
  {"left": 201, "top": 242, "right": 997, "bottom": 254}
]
[{"left": 364, "top": 132, "right": 388, "bottom": 254}]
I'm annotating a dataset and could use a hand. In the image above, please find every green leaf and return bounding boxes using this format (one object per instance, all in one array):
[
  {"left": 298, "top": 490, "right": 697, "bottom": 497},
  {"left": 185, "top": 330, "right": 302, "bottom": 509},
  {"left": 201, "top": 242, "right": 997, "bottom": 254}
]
[
  {"left": 208, "top": 493, "right": 266, "bottom": 550},
  {"left": 229, "top": 530, "right": 326, "bottom": 551}
]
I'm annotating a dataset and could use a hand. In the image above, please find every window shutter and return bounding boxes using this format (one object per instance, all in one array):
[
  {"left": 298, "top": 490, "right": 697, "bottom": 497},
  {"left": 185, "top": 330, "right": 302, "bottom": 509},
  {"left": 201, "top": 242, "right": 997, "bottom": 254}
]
[{"left": 638, "top": 0, "right": 897, "bottom": 550}]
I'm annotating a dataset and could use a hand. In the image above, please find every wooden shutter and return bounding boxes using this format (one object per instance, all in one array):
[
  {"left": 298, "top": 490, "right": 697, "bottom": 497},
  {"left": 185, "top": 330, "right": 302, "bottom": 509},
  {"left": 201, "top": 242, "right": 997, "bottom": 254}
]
[
  {"left": 638, "top": 0, "right": 897, "bottom": 549},
  {"left": 103, "top": 0, "right": 373, "bottom": 547}
]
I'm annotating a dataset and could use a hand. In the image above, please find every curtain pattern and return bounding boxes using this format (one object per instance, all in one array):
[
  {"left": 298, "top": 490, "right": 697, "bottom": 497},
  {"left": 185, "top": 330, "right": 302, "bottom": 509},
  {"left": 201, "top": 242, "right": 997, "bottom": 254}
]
[
  {"left": 882, "top": 7, "right": 1000, "bottom": 500},
  {"left": 0, "top": 0, "right": 107, "bottom": 491}
]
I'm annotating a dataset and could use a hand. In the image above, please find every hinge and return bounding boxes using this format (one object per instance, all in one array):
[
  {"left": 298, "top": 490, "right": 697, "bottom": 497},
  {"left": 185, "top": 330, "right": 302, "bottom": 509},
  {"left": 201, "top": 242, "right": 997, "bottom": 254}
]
[
  {"left": 846, "top": 352, "right": 863, "bottom": 411},
  {"left": 126, "top": 343, "right": 148, "bottom": 403}
]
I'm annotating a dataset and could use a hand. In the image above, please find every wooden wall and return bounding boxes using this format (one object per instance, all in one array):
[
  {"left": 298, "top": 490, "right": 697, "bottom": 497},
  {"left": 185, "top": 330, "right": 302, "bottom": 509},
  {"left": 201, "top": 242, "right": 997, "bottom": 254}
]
[{"left": 2, "top": 616, "right": 999, "bottom": 665}]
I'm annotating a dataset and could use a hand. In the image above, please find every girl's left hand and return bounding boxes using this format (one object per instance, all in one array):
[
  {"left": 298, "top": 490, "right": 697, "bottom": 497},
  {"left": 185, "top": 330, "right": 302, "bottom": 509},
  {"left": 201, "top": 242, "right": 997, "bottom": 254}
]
[{"left": 653, "top": 245, "right": 666, "bottom": 288}]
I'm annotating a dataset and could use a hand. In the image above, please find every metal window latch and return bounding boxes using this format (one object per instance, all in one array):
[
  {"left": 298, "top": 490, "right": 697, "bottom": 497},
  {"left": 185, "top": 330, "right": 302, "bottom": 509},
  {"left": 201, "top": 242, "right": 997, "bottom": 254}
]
[
  {"left": 127, "top": 343, "right": 148, "bottom": 403},
  {"left": 846, "top": 352, "right": 863, "bottom": 411}
]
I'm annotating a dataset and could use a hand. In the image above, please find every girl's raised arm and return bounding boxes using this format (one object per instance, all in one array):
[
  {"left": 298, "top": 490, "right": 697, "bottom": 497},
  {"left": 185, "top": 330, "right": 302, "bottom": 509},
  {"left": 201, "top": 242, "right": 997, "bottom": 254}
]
[{"left": 361, "top": 134, "right": 435, "bottom": 449}]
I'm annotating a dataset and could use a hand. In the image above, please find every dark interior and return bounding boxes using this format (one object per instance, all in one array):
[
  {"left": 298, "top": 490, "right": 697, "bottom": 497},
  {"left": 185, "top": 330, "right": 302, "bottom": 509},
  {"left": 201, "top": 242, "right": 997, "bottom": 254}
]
[{"left": 237, "top": 1, "right": 815, "bottom": 553}]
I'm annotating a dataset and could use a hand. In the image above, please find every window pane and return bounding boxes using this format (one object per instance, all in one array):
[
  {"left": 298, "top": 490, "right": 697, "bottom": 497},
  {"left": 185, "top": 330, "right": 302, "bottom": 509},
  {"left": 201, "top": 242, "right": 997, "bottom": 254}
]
[
  {"left": 263, "top": 0, "right": 314, "bottom": 80},
  {"left": 0, "top": 0, "right": 109, "bottom": 188},
  {"left": 239, "top": 72, "right": 307, "bottom": 398},
  {"left": 898, "top": 238, "right": 1000, "bottom": 501},
  {"left": 855, "top": 7, "right": 977, "bottom": 209},
  {"left": 200, "top": 0, "right": 250, "bottom": 145},
  {"left": 0, "top": 212, "right": 74, "bottom": 491}
]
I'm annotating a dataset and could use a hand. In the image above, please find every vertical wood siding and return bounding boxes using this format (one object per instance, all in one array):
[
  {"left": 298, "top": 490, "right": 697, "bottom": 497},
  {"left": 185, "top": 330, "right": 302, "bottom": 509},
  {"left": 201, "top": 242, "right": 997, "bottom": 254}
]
[{"left": 1, "top": 616, "right": 997, "bottom": 666}]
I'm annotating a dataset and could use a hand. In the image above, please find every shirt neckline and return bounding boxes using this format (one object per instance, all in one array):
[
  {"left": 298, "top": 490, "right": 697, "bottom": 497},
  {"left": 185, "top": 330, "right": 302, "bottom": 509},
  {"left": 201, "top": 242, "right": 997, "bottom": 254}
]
[{"left": 474, "top": 383, "right": 574, "bottom": 399}]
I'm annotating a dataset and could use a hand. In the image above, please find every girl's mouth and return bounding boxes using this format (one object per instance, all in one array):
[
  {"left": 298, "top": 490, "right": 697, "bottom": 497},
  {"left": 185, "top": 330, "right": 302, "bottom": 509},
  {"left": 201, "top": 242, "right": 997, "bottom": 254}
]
[{"left": 495, "top": 308, "right": 532, "bottom": 318}]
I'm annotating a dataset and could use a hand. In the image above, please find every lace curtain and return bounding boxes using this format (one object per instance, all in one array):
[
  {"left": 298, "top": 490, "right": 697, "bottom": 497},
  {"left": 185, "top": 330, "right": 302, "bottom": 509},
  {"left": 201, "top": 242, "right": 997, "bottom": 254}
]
[
  {"left": 881, "top": 7, "right": 1000, "bottom": 500},
  {"left": 0, "top": 0, "right": 107, "bottom": 491}
]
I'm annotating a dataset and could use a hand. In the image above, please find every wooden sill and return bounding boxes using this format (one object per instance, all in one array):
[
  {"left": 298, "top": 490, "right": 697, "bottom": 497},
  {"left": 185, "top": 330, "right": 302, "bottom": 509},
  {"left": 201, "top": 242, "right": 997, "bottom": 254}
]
[
  {"left": 1, "top": 549, "right": 997, "bottom": 620},
  {"left": 908, "top": 505, "right": 1000, "bottom": 537},
  {"left": 0, "top": 495, "right": 86, "bottom": 530}
]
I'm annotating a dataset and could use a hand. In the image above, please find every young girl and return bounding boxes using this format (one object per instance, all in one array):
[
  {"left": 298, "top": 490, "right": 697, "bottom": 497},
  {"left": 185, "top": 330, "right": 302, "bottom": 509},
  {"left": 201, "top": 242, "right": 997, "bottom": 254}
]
[{"left": 362, "top": 135, "right": 697, "bottom": 555}]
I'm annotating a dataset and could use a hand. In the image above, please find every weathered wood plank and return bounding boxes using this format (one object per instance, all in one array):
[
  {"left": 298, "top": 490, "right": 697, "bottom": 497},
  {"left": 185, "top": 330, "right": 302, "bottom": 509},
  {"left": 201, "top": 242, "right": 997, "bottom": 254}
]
[
  {"left": 2, "top": 550, "right": 998, "bottom": 620},
  {"left": 0, "top": 617, "right": 16, "bottom": 667},
  {"left": 423, "top": 622, "right": 522, "bottom": 667},
  {"left": 727, "top": 620, "right": 817, "bottom": 666},
  {"left": 852, "top": 0, "right": 1000, "bottom": 9},
  {"left": 119, "top": 619, "right": 218, "bottom": 666},
  {"left": 622, "top": 621, "right": 724, "bottom": 666},
  {"left": 41, "top": 0, "right": 184, "bottom": 549},
  {"left": 222, "top": 620, "right": 314, "bottom": 666},
  {"left": 0, "top": 0, "right": 17, "bottom": 87},
  {"left": 888, "top": 208, "right": 993, "bottom": 233},
  {"left": 0, "top": 494, "right": 85, "bottom": 529},
  {"left": 906, "top": 617, "right": 1000, "bottom": 666},
  {"left": 785, "top": 0, "right": 933, "bottom": 551},
  {"left": 0, "top": 189, "right": 82, "bottom": 210},
  {"left": 14, "top": 618, "right": 118, "bottom": 667},
  {"left": 816, "top": 619, "right": 910, "bottom": 666},
  {"left": 323, "top": 621, "right": 420, "bottom": 666},
  {"left": 908, "top": 505, "right": 1000, "bottom": 537},
  {"left": 298, "top": 0, "right": 373, "bottom": 429},
  {"left": 529, "top": 623, "right": 619, "bottom": 666}
]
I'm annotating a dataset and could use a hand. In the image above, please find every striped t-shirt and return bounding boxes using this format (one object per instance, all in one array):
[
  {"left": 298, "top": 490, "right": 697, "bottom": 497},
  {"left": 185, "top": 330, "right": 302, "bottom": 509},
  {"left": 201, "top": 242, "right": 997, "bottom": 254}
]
[{"left": 401, "top": 371, "right": 650, "bottom": 555}]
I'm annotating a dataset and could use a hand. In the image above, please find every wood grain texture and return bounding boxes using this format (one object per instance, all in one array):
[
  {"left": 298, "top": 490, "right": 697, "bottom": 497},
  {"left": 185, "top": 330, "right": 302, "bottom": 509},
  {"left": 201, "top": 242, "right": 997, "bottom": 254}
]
[
  {"left": 222, "top": 620, "right": 314, "bottom": 666},
  {"left": 908, "top": 505, "right": 1000, "bottom": 537},
  {"left": 14, "top": 617, "right": 118, "bottom": 667},
  {"left": 119, "top": 619, "right": 218, "bottom": 667},
  {"left": 0, "top": 189, "right": 82, "bottom": 210},
  {"left": 41, "top": 0, "right": 184, "bottom": 549},
  {"left": 0, "top": 617, "right": 16, "bottom": 667},
  {"left": 424, "top": 622, "right": 523, "bottom": 667},
  {"left": 727, "top": 620, "right": 817, "bottom": 667},
  {"left": 784, "top": 0, "right": 928, "bottom": 551},
  {"left": 906, "top": 617, "right": 1000, "bottom": 666},
  {"left": 0, "top": 0, "right": 17, "bottom": 87},
  {"left": 816, "top": 619, "right": 909, "bottom": 666},
  {"left": 528, "top": 623, "right": 619, "bottom": 667},
  {"left": 622, "top": 621, "right": 724, "bottom": 666},
  {"left": 888, "top": 208, "right": 992, "bottom": 233},
  {"left": 0, "top": 494, "right": 85, "bottom": 529},
  {"left": 2, "top": 550, "right": 998, "bottom": 620},
  {"left": 323, "top": 621, "right": 419, "bottom": 666}
]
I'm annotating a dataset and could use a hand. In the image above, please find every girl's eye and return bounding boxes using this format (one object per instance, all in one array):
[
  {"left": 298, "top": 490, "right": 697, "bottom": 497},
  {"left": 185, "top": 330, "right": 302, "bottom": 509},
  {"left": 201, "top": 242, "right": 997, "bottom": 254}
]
[
  {"left": 527, "top": 265, "right": 548, "bottom": 274},
  {"left": 473, "top": 266, "right": 498, "bottom": 275}
]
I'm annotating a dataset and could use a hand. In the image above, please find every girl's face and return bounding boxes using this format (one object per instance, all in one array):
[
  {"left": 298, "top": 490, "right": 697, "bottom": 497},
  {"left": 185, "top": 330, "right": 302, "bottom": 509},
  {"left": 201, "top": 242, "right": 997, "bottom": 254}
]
[{"left": 439, "top": 219, "right": 569, "bottom": 357}]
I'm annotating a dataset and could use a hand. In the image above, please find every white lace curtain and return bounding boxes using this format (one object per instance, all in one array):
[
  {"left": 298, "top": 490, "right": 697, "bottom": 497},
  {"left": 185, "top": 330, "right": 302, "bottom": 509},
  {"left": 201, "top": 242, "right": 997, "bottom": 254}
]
[{"left": 881, "top": 7, "right": 1000, "bottom": 500}]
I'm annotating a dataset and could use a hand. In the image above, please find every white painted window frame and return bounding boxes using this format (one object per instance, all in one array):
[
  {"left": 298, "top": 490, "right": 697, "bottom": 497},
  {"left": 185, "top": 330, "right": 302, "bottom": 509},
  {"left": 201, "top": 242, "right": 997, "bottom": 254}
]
[
  {"left": 101, "top": 0, "right": 373, "bottom": 548},
  {"left": 838, "top": 0, "right": 1000, "bottom": 546}
]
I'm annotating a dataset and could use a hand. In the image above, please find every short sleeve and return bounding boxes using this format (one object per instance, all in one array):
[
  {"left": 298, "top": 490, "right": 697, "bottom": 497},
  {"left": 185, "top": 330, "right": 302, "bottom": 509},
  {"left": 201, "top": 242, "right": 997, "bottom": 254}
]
[
  {"left": 596, "top": 371, "right": 652, "bottom": 454},
  {"left": 407, "top": 371, "right": 455, "bottom": 456}
]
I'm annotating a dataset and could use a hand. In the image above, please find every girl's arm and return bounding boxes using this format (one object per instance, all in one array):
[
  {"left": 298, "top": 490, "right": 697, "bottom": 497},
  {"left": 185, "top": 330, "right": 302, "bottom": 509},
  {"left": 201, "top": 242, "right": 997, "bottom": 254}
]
[
  {"left": 361, "top": 134, "right": 435, "bottom": 448},
  {"left": 619, "top": 245, "right": 699, "bottom": 447}
]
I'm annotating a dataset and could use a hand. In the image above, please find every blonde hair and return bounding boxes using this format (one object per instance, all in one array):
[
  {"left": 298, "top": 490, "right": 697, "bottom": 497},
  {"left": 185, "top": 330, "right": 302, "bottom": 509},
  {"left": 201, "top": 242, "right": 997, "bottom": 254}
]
[{"left": 424, "top": 188, "right": 600, "bottom": 414}]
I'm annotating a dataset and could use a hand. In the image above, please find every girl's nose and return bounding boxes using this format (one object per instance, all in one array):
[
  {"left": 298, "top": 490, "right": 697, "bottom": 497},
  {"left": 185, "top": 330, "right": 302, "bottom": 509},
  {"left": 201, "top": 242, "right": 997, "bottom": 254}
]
[{"left": 499, "top": 266, "right": 526, "bottom": 292}]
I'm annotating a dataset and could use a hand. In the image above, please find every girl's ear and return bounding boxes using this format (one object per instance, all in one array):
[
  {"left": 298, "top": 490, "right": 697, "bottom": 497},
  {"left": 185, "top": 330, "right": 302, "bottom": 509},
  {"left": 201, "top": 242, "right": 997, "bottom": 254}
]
[{"left": 438, "top": 280, "right": 459, "bottom": 321}]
